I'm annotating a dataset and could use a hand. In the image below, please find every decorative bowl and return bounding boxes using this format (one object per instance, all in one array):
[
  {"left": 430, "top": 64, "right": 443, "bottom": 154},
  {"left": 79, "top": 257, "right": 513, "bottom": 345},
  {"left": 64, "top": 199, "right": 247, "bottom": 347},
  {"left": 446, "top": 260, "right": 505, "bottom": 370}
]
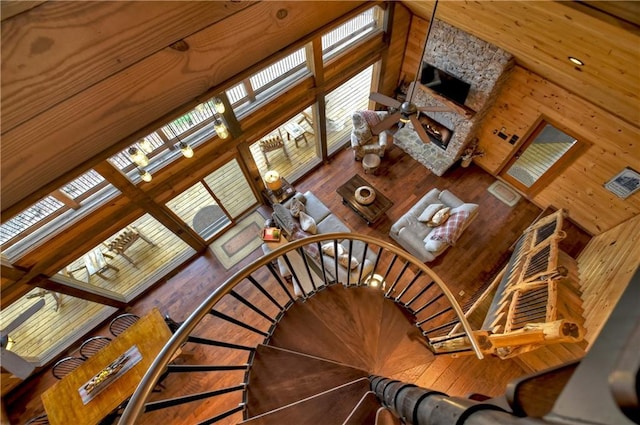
[{"left": 354, "top": 186, "right": 376, "bottom": 205}]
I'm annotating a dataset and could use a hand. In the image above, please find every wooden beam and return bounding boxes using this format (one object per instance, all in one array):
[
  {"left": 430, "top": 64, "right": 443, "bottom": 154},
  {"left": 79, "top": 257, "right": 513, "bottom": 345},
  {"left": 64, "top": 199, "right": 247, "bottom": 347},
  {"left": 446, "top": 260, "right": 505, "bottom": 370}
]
[
  {"left": 1, "top": 1, "right": 256, "bottom": 133},
  {"left": 30, "top": 275, "right": 128, "bottom": 309},
  {"left": 92, "top": 161, "right": 204, "bottom": 251},
  {"left": 0, "top": 263, "right": 27, "bottom": 281},
  {"left": 1, "top": 1, "right": 366, "bottom": 214}
]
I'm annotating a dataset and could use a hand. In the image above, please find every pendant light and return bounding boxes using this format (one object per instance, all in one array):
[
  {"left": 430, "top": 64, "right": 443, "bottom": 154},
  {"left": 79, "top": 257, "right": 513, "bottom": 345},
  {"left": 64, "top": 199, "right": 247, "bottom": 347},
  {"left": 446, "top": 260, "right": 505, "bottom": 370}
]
[
  {"left": 138, "top": 137, "right": 153, "bottom": 153},
  {"left": 213, "top": 97, "right": 225, "bottom": 114},
  {"left": 214, "top": 118, "right": 230, "bottom": 139},
  {"left": 128, "top": 147, "right": 149, "bottom": 167},
  {"left": 138, "top": 168, "right": 152, "bottom": 182},
  {"left": 179, "top": 141, "right": 194, "bottom": 158}
]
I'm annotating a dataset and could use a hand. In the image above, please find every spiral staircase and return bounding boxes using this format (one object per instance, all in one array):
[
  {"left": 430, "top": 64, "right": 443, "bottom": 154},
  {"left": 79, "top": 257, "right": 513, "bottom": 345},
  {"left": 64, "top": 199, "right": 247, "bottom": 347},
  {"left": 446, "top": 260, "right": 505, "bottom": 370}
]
[{"left": 114, "top": 233, "right": 634, "bottom": 425}]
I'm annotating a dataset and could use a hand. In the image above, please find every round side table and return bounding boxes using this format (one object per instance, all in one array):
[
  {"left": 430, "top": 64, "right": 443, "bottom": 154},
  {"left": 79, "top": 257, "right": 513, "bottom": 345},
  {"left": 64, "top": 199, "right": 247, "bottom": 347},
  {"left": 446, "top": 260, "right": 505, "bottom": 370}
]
[{"left": 362, "top": 153, "right": 381, "bottom": 174}]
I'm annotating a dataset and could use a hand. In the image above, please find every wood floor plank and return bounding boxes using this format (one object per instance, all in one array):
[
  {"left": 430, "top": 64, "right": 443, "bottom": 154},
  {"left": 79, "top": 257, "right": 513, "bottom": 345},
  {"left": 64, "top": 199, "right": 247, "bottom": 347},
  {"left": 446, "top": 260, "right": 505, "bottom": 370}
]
[{"left": 246, "top": 344, "right": 369, "bottom": 417}]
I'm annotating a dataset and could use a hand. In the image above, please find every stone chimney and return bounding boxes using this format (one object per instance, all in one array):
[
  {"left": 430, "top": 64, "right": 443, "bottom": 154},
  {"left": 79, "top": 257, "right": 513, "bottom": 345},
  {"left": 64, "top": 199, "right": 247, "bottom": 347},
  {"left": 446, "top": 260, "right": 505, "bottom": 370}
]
[{"left": 394, "top": 19, "right": 514, "bottom": 176}]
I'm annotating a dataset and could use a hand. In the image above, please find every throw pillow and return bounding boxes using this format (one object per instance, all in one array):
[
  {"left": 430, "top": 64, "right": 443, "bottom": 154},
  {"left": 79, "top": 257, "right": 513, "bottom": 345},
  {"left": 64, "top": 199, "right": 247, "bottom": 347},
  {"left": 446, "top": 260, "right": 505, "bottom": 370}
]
[
  {"left": 418, "top": 203, "right": 445, "bottom": 222},
  {"left": 338, "top": 253, "right": 359, "bottom": 270},
  {"left": 290, "top": 198, "right": 305, "bottom": 218},
  {"left": 298, "top": 211, "right": 317, "bottom": 234},
  {"left": 431, "top": 211, "right": 470, "bottom": 245},
  {"left": 321, "top": 243, "right": 345, "bottom": 258},
  {"left": 428, "top": 207, "right": 451, "bottom": 227}
]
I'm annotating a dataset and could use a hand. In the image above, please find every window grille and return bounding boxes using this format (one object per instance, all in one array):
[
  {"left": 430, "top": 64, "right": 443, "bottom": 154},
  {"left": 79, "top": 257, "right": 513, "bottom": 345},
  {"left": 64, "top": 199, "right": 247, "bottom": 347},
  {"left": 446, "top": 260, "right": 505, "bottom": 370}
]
[{"left": 322, "top": 7, "right": 380, "bottom": 59}]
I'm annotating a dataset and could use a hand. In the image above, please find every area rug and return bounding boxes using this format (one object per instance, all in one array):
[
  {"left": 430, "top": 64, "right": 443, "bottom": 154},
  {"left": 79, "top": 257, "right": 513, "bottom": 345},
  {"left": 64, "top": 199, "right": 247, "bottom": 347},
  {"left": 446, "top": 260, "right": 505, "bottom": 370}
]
[
  {"left": 487, "top": 180, "right": 521, "bottom": 207},
  {"left": 209, "top": 211, "right": 266, "bottom": 269}
]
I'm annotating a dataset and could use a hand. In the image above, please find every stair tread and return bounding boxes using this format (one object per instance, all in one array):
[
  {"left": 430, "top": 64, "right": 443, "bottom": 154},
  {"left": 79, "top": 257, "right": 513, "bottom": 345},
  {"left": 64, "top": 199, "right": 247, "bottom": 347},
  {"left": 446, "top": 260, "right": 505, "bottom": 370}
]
[
  {"left": 240, "top": 378, "right": 371, "bottom": 425},
  {"left": 268, "top": 286, "right": 384, "bottom": 369},
  {"left": 246, "top": 344, "right": 369, "bottom": 417},
  {"left": 374, "top": 299, "right": 434, "bottom": 377},
  {"left": 342, "top": 391, "right": 380, "bottom": 425},
  {"left": 302, "top": 285, "right": 385, "bottom": 369}
]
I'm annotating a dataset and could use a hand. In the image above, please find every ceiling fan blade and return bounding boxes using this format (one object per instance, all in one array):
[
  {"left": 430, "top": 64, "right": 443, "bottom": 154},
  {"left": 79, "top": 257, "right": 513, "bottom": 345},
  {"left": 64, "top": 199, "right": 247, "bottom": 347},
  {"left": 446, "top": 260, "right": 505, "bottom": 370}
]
[
  {"left": 1, "top": 348, "right": 36, "bottom": 379},
  {"left": 0, "top": 299, "right": 45, "bottom": 338},
  {"left": 410, "top": 115, "right": 431, "bottom": 144},
  {"left": 371, "top": 111, "right": 401, "bottom": 135},
  {"left": 417, "top": 106, "right": 452, "bottom": 113},
  {"left": 369, "top": 92, "right": 401, "bottom": 109}
]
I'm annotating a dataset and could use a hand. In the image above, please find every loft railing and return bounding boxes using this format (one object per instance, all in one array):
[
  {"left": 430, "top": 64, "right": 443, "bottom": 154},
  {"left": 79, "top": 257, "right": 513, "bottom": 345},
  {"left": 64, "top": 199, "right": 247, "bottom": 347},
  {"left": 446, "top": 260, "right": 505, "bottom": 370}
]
[{"left": 119, "top": 233, "right": 482, "bottom": 424}]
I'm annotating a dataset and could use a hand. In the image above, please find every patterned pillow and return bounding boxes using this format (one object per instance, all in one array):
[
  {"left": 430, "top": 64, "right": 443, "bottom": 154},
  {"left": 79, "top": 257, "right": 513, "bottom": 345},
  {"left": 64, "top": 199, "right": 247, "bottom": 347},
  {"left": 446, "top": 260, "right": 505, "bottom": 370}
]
[{"left": 430, "top": 211, "right": 470, "bottom": 245}]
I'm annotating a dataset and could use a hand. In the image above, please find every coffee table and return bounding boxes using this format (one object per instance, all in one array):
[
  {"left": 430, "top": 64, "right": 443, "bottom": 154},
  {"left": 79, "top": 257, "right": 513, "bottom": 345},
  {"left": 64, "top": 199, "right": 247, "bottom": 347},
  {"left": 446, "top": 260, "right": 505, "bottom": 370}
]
[{"left": 336, "top": 174, "right": 393, "bottom": 225}]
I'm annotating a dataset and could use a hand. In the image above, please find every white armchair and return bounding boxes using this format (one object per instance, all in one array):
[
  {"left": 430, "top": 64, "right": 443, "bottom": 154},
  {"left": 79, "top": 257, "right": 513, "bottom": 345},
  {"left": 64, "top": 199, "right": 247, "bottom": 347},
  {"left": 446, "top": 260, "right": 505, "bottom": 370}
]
[{"left": 350, "top": 110, "right": 391, "bottom": 161}]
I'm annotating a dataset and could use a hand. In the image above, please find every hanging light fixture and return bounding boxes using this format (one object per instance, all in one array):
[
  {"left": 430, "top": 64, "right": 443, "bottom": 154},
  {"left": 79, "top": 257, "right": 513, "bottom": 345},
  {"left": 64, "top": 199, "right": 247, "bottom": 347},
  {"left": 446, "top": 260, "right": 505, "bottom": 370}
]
[
  {"left": 138, "top": 168, "right": 152, "bottom": 182},
  {"left": 214, "top": 118, "right": 230, "bottom": 139},
  {"left": 213, "top": 97, "right": 225, "bottom": 114},
  {"left": 179, "top": 141, "right": 194, "bottom": 158},
  {"left": 128, "top": 147, "right": 149, "bottom": 167},
  {"left": 138, "top": 137, "right": 153, "bottom": 153}
]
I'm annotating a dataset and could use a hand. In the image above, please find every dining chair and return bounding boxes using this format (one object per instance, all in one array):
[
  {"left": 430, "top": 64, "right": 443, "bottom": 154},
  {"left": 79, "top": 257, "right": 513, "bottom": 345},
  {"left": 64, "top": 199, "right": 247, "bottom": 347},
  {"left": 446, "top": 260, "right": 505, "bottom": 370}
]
[
  {"left": 25, "top": 413, "right": 50, "bottom": 424},
  {"left": 109, "top": 313, "right": 140, "bottom": 337},
  {"left": 79, "top": 336, "right": 112, "bottom": 359},
  {"left": 51, "top": 356, "right": 85, "bottom": 380}
]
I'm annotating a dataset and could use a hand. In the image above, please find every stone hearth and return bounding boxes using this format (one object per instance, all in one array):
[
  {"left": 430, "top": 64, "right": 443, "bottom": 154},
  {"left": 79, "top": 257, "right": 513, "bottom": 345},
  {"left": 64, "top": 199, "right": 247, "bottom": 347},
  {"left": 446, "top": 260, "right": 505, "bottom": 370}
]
[{"left": 397, "top": 19, "right": 514, "bottom": 176}]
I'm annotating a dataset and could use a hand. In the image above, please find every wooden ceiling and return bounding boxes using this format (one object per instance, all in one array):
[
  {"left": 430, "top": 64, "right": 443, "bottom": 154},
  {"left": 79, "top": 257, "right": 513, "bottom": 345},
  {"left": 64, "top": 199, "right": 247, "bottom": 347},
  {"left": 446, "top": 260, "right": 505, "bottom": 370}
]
[{"left": 1, "top": 1, "right": 639, "bottom": 219}]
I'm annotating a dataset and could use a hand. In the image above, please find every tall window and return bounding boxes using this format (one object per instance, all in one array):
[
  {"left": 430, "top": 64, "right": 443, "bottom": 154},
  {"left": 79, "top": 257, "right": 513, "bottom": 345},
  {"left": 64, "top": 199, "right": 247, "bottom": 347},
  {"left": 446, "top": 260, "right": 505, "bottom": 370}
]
[
  {"left": 1, "top": 170, "right": 116, "bottom": 257},
  {"left": 325, "top": 65, "right": 375, "bottom": 155}
]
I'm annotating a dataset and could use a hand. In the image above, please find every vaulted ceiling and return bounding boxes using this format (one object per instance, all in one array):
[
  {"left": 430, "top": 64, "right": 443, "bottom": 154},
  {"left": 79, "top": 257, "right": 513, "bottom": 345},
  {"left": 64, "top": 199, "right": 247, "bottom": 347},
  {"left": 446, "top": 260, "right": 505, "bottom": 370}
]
[{"left": 1, "top": 1, "right": 639, "bottom": 219}]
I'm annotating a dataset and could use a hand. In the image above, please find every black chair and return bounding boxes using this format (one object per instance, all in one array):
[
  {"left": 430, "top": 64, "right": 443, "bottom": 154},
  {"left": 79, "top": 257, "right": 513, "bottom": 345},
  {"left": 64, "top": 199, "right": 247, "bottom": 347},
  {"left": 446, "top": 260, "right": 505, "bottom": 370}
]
[
  {"left": 25, "top": 413, "right": 50, "bottom": 424},
  {"left": 109, "top": 313, "right": 140, "bottom": 337},
  {"left": 79, "top": 335, "right": 112, "bottom": 359},
  {"left": 51, "top": 356, "right": 85, "bottom": 380}
]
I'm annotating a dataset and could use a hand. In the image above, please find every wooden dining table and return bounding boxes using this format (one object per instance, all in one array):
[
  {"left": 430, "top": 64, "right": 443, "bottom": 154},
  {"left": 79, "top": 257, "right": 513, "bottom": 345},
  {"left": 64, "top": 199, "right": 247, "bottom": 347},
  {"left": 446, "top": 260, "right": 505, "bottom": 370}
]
[{"left": 42, "top": 308, "right": 173, "bottom": 425}]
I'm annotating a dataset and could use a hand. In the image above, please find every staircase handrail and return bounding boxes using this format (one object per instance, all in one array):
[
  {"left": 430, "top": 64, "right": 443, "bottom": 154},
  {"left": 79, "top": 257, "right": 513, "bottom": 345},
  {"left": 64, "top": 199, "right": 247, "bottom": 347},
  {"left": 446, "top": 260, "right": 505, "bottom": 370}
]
[{"left": 120, "top": 232, "right": 482, "bottom": 424}]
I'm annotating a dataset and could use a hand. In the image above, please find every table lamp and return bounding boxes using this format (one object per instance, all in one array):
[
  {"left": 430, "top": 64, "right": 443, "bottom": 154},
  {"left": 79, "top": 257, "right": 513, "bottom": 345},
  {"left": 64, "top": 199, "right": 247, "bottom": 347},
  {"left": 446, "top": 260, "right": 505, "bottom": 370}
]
[{"left": 264, "top": 170, "right": 283, "bottom": 193}]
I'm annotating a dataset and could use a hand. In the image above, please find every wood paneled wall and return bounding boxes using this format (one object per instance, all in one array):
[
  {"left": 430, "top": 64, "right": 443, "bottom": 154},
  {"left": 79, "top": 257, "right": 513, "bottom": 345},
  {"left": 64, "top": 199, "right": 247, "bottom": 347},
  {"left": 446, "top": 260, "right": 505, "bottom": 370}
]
[
  {"left": 474, "top": 66, "right": 640, "bottom": 235},
  {"left": 405, "top": 0, "right": 640, "bottom": 125},
  {"left": 577, "top": 214, "right": 640, "bottom": 346}
]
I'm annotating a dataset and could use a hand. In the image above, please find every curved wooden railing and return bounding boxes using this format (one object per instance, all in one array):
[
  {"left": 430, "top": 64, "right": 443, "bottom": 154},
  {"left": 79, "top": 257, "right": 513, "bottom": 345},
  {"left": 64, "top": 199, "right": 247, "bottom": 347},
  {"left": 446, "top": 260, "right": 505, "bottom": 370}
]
[{"left": 119, "top": 233, "right": 482, "bottom": 424}]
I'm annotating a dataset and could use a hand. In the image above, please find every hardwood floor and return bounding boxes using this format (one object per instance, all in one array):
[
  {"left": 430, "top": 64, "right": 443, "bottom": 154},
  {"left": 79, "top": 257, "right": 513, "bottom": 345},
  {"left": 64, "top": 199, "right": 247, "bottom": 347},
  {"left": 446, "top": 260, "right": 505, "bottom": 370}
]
[{"left": 6, "top": 143, "right": 590, "bottom": 424}]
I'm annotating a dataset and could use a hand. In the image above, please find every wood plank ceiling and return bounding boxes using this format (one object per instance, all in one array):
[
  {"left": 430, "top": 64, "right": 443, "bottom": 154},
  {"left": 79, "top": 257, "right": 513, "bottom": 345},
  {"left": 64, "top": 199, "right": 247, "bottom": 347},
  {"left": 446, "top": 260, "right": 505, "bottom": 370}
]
[{"left": 1, "top": 1, "right": 639, "bottom": 219}]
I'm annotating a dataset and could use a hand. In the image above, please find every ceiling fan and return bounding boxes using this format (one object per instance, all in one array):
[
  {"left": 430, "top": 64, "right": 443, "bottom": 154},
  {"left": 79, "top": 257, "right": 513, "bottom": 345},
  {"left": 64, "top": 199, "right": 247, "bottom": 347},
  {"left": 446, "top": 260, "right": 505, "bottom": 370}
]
[
  {"left": 368, "top": 91, "right": 451, "bottom": 144},
  {"left": 0, "top": 298, "right": 45, "bottom": 379}
]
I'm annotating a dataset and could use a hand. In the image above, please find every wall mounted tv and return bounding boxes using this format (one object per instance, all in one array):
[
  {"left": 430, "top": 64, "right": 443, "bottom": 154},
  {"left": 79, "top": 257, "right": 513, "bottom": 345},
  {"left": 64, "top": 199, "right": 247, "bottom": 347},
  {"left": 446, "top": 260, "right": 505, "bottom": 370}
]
[{"left": 420, "top": 62, "right": 470, "bottom": 105}]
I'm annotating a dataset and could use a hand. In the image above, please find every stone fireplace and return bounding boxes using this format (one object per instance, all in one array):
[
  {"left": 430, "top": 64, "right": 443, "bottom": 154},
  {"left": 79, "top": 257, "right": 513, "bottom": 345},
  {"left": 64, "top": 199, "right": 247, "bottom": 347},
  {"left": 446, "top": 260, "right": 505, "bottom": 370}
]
[{"left": 393, "top": 19, "right": 514, "bottom": 176}]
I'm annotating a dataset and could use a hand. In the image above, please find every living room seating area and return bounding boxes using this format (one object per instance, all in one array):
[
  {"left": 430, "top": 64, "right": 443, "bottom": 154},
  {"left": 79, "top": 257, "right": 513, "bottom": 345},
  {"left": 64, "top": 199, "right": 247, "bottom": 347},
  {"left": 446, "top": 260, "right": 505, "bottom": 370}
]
[{"left": 390, "top": 188, "right": 479, "bottom": 262}]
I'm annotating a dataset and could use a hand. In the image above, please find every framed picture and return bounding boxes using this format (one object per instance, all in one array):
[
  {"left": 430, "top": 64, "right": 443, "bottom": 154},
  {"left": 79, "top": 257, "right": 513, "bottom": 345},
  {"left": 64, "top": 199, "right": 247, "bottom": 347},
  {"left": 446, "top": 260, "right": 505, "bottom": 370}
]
[{"left": 604, "top": 167, "right": 640, "bottom": 199}]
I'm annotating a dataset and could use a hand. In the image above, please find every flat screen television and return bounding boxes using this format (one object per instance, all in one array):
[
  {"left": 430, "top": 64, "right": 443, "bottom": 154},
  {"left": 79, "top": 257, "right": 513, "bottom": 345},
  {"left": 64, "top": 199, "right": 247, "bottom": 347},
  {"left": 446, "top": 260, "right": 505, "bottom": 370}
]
[{"left": 420, "top": 62, "right": 470, "bottom": 105}]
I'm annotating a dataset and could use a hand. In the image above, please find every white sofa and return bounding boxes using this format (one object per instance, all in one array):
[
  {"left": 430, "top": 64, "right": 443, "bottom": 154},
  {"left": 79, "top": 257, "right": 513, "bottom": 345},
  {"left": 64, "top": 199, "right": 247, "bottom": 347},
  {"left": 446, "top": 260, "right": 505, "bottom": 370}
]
[
  {"left": 389, "top": 188, "right": 479, "bottom": 262},
  {"left": 264, "top": 191, "right": 377, "bottom": 295}
]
